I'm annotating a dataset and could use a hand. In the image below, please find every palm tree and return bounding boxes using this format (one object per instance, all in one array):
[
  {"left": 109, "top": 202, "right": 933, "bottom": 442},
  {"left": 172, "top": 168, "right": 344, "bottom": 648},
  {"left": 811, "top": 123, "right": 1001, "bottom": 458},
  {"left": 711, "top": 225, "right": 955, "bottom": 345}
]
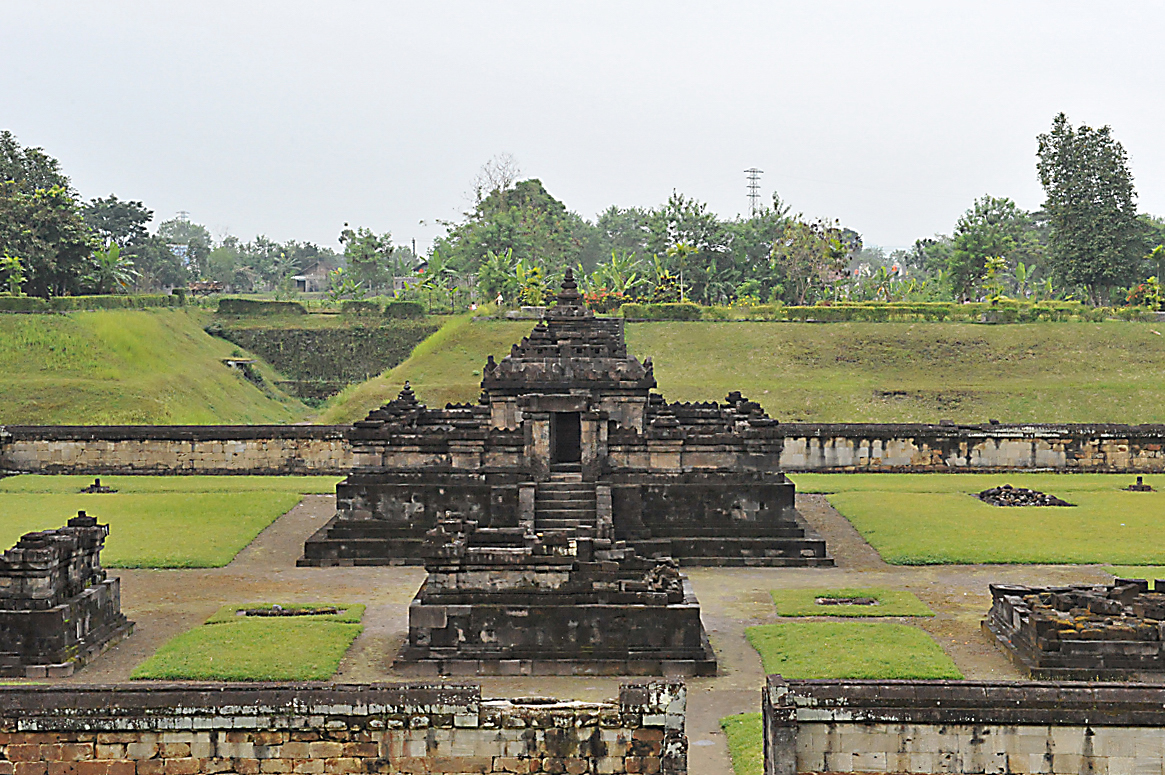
[{"left": 88, "top": 244, "right": 138, "bottom": 294}]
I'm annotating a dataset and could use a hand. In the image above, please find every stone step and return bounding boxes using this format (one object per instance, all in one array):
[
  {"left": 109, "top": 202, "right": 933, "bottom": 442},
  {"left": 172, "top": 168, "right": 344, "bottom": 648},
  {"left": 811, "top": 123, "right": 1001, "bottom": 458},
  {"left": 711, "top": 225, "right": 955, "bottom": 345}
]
[
  {"left": 536, "top": 509, "right": 596, "bottom": 520},
  {"left": 536, "top": 492, "right": 595, "bottom": 502},
  {"left": 536, "top": 483, "right": 593, "bottom": 493},
  {"left": 536, "top": 519, "right": 587, "bottom": 529}
]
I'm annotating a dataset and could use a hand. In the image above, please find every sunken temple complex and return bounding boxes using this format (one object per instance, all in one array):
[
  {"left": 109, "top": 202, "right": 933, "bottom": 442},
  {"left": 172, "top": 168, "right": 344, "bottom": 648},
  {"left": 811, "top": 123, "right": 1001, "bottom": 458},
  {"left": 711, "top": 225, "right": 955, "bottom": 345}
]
[
  {"left": 0, "top": 512, "right": 133, "bottom": 677},
  {"left": 986, "top": 580, "right": 1165, "bottom": 679},
  {"left": 301, "top": 269, "right": 831, "bottom": 674}
]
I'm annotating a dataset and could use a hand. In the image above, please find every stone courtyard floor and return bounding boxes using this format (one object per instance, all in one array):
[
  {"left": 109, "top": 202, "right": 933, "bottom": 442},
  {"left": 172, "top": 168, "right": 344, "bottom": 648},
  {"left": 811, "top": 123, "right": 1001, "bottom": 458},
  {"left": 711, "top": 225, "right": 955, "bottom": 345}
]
[{"left": 64, "top": 493, "right": 1116, "bottom": 775}]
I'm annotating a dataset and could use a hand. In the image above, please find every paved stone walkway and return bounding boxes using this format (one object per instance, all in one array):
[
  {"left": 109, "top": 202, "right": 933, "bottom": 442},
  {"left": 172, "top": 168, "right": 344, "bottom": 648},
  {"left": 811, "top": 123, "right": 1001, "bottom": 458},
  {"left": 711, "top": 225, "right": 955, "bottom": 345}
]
[{"left": 64, "top": 493, "right": 1115, "bottom": 775}]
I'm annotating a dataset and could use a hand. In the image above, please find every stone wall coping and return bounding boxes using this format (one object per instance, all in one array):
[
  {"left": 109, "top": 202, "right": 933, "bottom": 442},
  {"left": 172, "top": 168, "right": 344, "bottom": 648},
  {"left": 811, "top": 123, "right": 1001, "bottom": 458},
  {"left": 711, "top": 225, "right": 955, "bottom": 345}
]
[
  {"left": 769, "top": 676, "right": 1165, "bottom": 727},
  {"left": 7, "top": 422, "right": 1165, "bottom": 442}
]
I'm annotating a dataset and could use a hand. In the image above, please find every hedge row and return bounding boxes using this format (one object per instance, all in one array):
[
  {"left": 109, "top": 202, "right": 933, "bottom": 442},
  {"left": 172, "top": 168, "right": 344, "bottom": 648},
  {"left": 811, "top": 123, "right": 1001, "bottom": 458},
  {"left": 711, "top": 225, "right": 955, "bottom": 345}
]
[
  {"left": 340, "top": 299, "right": 426, "bottom": 319},
  {"left": 216, "top": 299, "right": 307, "bottom": 315},
  {"left": 620, "top": 300, "right": 1157, "bottom": 323},
  {"left": 0, "top": 294, "right": 182, "bottom": 313}
]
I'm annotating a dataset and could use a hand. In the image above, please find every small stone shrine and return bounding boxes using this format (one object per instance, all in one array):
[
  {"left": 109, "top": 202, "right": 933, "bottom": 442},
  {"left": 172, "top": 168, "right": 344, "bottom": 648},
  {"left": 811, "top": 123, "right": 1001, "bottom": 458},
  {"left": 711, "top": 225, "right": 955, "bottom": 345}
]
[
  {"left": 0, "top": 511, "right": 133, "bottom": 677},
  {"left": 985, "top": 580, "right": 1165, "bottom": 679},
  {"left": 301, "top": 269, "right": 831, "bottom": 569}
]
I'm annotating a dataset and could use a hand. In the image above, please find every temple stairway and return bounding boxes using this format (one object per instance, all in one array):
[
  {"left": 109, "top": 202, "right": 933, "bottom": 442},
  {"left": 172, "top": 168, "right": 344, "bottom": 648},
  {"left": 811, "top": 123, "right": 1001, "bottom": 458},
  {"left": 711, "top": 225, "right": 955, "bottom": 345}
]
[{"left": 534, "top": 474, "right": 597, "bottom": 535}]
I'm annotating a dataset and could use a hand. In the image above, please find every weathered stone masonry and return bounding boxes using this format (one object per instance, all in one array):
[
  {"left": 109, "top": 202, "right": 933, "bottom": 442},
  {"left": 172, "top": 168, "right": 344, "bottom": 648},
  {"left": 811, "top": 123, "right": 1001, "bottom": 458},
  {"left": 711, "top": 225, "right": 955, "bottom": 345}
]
[
  {"left": 763, "top": 676, "right": 1165, "bottom": 775},
  {"left": 8, "top": 423, "right": 1165, "bottom": 475},
  {"left": 0, "top": 681, "right": 686, "bottom": 774}
]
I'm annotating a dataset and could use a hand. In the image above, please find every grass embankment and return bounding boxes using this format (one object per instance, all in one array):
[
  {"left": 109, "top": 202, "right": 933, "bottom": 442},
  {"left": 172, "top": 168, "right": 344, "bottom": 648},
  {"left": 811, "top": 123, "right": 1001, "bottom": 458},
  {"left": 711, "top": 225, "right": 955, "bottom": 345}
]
[
  {"left": 794, "top": 473, "right": 1165, "bottom": 565},
  {"left": 721, "top": 714, "right": 763, "bottom": 775},
  {"left": 0, "top": 475, "right": 340, "bottom": 567},
  {"left": 132, "top": 604, "right": 364, "bottom": 681},
  {"left": 320, "top": 315, "right": 530, "bottom": 422},
  {"left": 770, "top": 587, "right": 933, "bottom": 617},
  {"left": 0, "top": 309, "right": 309, "bottom": 424},
  {"left": 629, "top": 321, "right": 1165, "bottom": 423},
  {"left": 325, "top": 319, "right": 1165, "bottom": 424},
  {"left": 745, "top": 621, "right": 962, "bottom": 679}
]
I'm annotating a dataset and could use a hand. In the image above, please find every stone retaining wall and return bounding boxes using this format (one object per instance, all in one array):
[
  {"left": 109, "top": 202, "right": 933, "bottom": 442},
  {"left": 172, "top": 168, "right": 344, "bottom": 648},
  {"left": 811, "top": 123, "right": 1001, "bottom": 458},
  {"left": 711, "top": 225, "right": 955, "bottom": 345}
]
[
  {"left": 764, "top": 676, "right": 1165, "bottom": 775},
  {"left": 0, "top": 426, "right": 351, "bottom": 475},
  {"left": 0, "top": 681, "right": 686, "bottom": 774},
  {"left": 6, "top": 423, "right": 1165, "bottom": 475}
]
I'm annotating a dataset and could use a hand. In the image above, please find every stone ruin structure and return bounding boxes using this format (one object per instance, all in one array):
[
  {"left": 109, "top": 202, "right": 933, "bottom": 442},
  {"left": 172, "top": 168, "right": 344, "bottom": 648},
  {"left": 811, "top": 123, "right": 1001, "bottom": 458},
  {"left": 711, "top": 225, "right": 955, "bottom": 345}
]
[
  {"left": 300, "top": 270, "right": 829, "bottom": 674},
  {"left": 0, "top": 511, "right": 133, "bottom": 677},
  {"left": 301, "top": 268, "right": 830, "bottom": 569},
  {"left": 985, "top": 580, "right": 1165, "bottom": 679}
]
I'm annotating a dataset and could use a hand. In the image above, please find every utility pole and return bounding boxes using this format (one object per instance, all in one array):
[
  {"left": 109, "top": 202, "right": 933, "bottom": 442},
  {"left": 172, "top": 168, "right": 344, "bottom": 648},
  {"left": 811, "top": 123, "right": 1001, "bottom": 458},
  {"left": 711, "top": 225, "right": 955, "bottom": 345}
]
[{"left": 744, "top": 168, "right": 763, "bottom": 216}]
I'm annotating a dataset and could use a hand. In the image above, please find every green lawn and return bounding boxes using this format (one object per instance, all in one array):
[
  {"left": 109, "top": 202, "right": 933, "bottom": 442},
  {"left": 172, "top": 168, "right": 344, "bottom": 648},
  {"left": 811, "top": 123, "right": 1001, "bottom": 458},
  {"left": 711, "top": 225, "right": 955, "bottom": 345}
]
[
  {"left": 793, "top": 473, "right": 1165, "bottom": 565},
  {"left": 745, "top": 621, "right": 962, "bottom": 679},
  {"left": 721, "top": 714, "right": 762, "bottom": 775},
  {"left": 770, "top": 587, "right": 933, "bottom": 617},
  {"left": 132, "top": 603, "right": 365, "bottom": 681},
  {"left": 0, "top": 475, "right": 341, "bottom": 567},
  {"left": 1107, "top": 567, "right": 1165, "bottom": 587},
  {"left": 0, "top": 309, "right": 310, "bottom": 424}
]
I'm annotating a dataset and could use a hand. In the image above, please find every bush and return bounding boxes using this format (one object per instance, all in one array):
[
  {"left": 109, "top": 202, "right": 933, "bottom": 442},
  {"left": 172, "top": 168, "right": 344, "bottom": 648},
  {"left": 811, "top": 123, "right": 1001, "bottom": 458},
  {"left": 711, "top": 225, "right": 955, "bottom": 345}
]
[
  {"left": 0, "top": 296, "right": 50, "bottom": 312},
  {"left": 216, "top": 299, "right": 306, "bottom": 315},
  {"left": 49, "top": 294, "right": 181, "bottom": 311},
  {"left": 620, "top": 302, "right": 702, "bottom": 320},
  {"left": 341, "top": 300, "right": 382, "bottom": 316},
  {"left": 384, "top": 300, "right": 425, "bottom": 319}
]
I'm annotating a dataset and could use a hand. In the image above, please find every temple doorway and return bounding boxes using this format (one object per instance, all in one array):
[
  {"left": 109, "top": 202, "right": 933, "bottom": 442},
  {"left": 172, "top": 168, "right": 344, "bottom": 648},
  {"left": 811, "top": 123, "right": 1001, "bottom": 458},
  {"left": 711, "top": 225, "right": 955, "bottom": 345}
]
[{"left": 551, "top": 412, "right": 582, "bottom": 465}]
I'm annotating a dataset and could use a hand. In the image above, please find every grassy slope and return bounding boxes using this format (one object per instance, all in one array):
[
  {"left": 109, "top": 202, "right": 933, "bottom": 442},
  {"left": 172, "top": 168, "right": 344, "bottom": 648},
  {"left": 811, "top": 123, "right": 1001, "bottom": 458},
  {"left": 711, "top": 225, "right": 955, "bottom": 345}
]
[
  {"left": 629, "top": 321, "right": 1165, "bottom": 423},
  {"left": 795, "top": 473, "right": 1165, "bottom": 565},
  {"left": 0, "top": 309, "right": 309, "bottom": 424},
  {"left": 721, "top": 714, "right": 763, "bottom": 775},
  {"left": 320, "top": 316, "right": 530, "bottom": 422},
  {"left": 324, "top": 319, "right": 1165, "bottom": 424}
]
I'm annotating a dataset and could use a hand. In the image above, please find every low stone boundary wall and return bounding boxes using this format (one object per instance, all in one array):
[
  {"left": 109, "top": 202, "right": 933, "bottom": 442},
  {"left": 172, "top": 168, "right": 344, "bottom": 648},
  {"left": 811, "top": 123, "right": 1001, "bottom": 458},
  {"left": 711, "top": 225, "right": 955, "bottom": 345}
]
[
  {"left": 0, "top": 425, "right": 351, "bottom": 475},
  {"left": 6, "top": 422, "right": 1165, "bottom": 475},
  {"left": 0, "top": 681, "right": 686, "bottom": 774},
  {"left": 764, "top": 676, "right": 1165, "bottom": 775}
]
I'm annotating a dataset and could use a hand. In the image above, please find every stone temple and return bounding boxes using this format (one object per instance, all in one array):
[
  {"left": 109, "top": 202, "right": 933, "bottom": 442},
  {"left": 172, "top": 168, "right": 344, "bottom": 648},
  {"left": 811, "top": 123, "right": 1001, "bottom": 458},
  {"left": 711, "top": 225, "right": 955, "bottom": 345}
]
[
  {"left": 301, "top": 269, "right": 831, "bottom": 570},
  {"left": 300, "top": 270, "right": 830, "bottom": 674}
]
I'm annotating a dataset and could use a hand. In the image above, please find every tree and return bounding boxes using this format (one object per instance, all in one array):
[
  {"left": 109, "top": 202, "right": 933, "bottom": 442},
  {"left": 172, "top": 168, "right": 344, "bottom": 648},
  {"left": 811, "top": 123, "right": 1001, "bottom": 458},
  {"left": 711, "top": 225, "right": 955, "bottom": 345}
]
[
  {"left": 0, "top": 131, "right": 70, "bottom": 194},
  {"left": 770, "top": 218, "right": 850, "bottom": 305},
  {"left": 83, "top": 195, "right": 153, "bottom": 248},
  {"left": 87, "top": 243, "right": 138, "bottom": 294},
  {"left": 339, "top": 226, "right": 394, "bottom": 292},
  {"left": 435, "top": 178, "right": 591, "bottom": 276},
  {"left": 157, "top": 216, "right": 212, "bottom": 279},
  {"left": 0, "top": 183, "right": 97, "bottom": 297},
  {"left": 948, "top": 196, "right": 1032, "bottom": 300},
  {"left": 1037, "top": 112, "right": 1141, "bottom": 303}
]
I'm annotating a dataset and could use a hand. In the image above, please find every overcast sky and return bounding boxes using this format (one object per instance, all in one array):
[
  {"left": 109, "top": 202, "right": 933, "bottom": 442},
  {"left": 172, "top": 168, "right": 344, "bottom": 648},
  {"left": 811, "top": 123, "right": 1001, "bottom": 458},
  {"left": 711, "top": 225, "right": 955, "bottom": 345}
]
[{"left": 3, "top": 1, "right": 1163, "bottom": 252}]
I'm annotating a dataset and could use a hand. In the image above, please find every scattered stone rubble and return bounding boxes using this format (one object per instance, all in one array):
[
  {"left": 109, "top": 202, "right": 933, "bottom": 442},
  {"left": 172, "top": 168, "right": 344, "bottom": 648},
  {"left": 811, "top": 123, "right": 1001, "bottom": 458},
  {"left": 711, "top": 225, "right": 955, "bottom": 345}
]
[
  {"left": 985, "top": 581, "right": 1165, "bottom": 678},
  {"left": 1126, "top": 476, "right": 1155, "bottom": 492},
  {"left": 976, "top": 484, "right": 1073, "bottom": 507}
]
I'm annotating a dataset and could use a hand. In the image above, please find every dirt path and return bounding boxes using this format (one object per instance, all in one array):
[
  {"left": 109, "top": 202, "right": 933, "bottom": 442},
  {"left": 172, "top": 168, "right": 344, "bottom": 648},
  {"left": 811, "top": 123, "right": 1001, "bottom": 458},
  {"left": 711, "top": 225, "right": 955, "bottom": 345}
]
[{"left": 55, "top": 493, "right": 1121, "bottom": 774}]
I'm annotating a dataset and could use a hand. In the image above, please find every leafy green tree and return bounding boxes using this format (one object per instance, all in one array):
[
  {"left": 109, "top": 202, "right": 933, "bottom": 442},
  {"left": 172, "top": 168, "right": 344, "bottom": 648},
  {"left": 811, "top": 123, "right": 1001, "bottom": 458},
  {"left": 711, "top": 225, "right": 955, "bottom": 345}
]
[
  {"left": 948, "top": 196, "right": 1035, "bottom": 301},
  {"left": 1037, "top": 112, "right": 1141, "bottom": 303},
  {"left": 1, "top": 252, "right": 25, "bottom": 295},
  {"left": 770, "top": 218, "right": 850, "bottom": 305},
  {"left": 723, "top": 193, "right": 793, "bottom": 301},
  {"left": 0, "top": 184, "right": 97, "bottom": 297},
  {"left": 646, "top": 193, "right": 728, "bottom": 302},
  {"left": 129, "top": 235, "right": 189, "bottom": 290},
  {"left": 158, "top": 216, "right": 213, "bottom": 279},
  {"left": 435, "top": 176, "right": 591, "bottom": 276},
  {"left": 0, "top": 131, "right": 70, "bottom": 194},
  {"left": 83, "top": 195, "right": 153, "bottom": 248},
  {"left": 339, "top": 226, "right": 394, "bottom": 292}
]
